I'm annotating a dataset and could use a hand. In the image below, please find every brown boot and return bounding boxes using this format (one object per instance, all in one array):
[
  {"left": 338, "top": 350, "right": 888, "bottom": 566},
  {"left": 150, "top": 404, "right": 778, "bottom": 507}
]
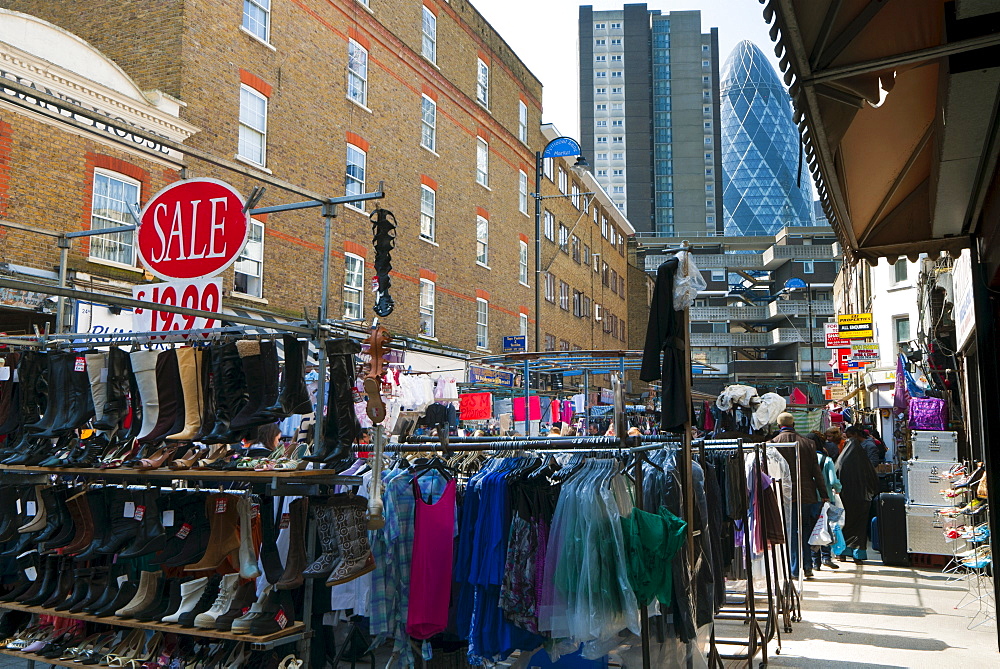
[
  {"left": 184, "top": 494, "right": 240, "bottom": 571},
  {"left": 324, "top": 496, "right": 375, "bottom": 586},
  {"left": 58, "top": 491, "right": 95, "bottom": 555},
  {"left": 167, "top": 347, "right": 204, "bottom": 441},
  {"left": 276, "top": 498, "right": 309, "bottom": 590}
]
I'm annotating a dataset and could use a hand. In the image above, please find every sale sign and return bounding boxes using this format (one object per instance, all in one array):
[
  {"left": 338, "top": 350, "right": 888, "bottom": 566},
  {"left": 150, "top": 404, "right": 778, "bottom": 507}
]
[
  {"left": 136, "top": 179, "right": 249, "bottom": 280},
  {"left": 132, "top": 278, "right": 222, "bottom": 337}
]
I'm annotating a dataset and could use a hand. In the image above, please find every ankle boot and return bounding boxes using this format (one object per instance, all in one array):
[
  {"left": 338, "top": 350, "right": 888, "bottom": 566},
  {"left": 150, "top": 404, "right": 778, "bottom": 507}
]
[
  {"left": 93, "top": 577, "right": 138, "bottom": 617},
  {"left": 131, "top": 350, "right": 161, "bottom": 442},
  {"left": 140, "top": 349, "right": 183, "bottom": 444},
  {"left": 16, "top": 485, "right": 47, "bottom": 533},
  {"left": 96, "top": 347, "right": 130, "bottom": 431},
  {"left": 0, "top": 551, "right": 39, "bottom": 602},
  {"left": 166, "top": 347, "right": 203, "bottom": 441},
  {"left": 33, "top": 486, "right": 68, "bottom": 545},
  {"left": 0, "top": 485, "right": 24, "bottom": 539},
  {"left": 237, "top": 496, "right": 261, "bottom": 580},
  {"left": 302, "top": 502, "right": 340, "bottom": 578},
  {"left": 231, "top": 584, "right": 274, "bottom": 634},
  {"left": 325, "top": 496, "right": 376, "bottom": 586},
  {"left": 308, "top": 338, "right": 362, "bottom": 466},
  {"left": 142, "top": 576, "right": 182, "bottom": 622},
  {"left": 83, "top": 567, "right": 121, "bottom": 614},
  {"left": 69, "top": 567, "right": 108, "bottom": 613},
  {"left": 244, "top": 340, "right": 281, "bottom": 425},
  {"left": 258, "top": 496, "right": 284, "bottom": 585},
  {"left": 162, "top": 576, "right": 209, "bottom": 624},
  {"left": 22, "top": 555, "right": 59, "bottom": 605},
  {"left": 261, "top": 335, "right": 313, "bottom": 421},
  {"left": 41, "top": 563, "right": 75, "bottom": 608},
  {"left": 177, "top": 573, "right": 223, "bottom": 627},
  {"left": 85, "top": 352, "right": 109, "bottom": 430},
  {"left": 213, "top": 579, "right": 257, "bottom": 631},
  {"left": 118, "top": 489, "right": 166, "bottom": 558},
  {"left": 94, "top": 489, "right": 140, "bottom": 555},
  {"left": 41, "top": 489, "right": 87, "bottom": 554},
  {"left": 184, "top": 494, "right": 240, "bottom": 572},
  {"left": 161, "top": 495, "right": 212, "bottom": 568},
  {"left": 115, "top": 570, "right": 161, "bottom": 618},
  {"left": 152, "top": 492, "right": 206, "bottom": 566},
  {"left": 194, "top": 572, "right": 240, "bottom": 628},
  {"left": 248, "top": 588, "right": 296, "bottom": 635},
  {"left": 276, "top": 498, "right": 309, "bottom": 590},
  {"left": 38, "top": 434, "right": 77, "bottom": 467},
  {"left": 202, "top": 343, "right": 248, "bottom": 444},
  {"left": 227, "top": 341, "right": 267, "bottom": 432}
]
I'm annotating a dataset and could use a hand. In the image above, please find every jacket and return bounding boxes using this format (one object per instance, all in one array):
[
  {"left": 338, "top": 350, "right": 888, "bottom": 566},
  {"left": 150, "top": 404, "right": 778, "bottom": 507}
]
[
  {"left": 639, "top": 258, "right": 688, "bottom": 432},
  {"left": 768, "top": 428, "right": 827, "bottom": 505}
]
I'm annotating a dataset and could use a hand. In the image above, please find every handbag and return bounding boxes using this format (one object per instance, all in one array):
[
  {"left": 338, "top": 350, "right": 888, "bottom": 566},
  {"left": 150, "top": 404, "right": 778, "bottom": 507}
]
[{"left": 908, "top": 397, "right": 947, "bottom": 430}]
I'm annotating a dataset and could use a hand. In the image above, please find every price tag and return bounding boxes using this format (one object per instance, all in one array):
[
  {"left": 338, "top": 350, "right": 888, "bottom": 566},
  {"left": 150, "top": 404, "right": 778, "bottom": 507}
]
[
  {"left": 215, "top": 498, "right": 228, "bottom": 514},
  {"left": 100, "top": 368, "right": 109, "bottom": 383},
  {"left": 279, "top": 513, "right": 290, "bottom": 530},
  {"left": 24, "top": 567, "right": 36, "bottom": 582},
  {"left": 117, "top": 575, "right": 129, "bottom": 587},
  {"left": 25, "top": 501, "right": 36, "bottom": 517},
  {"left": 175, "top": 523, "right": 192, "bottom": 539},
  {"left": 15, "top": 499, "right": 21, "bottom": 514},
  {"left": 274, "top": 609, "right": 288, "bottom": 629},
  {"left": 162, "top": 510, "right": 175, "bottom": 527},
  {"left": 250, "top": 502, "right": 260, "bottom": 519},
  {"left": 74, "top": 357, "right": 86, "bottom": 372},
  {"left": 133, "top": 505, "right": 145, "bottom": 522},
  {"left": 241, "top": 606, "right": 251, "bottom": 615},
  {"left": 123, "top": 502, "right": 136, "bottom": 518},
  {"left": 0, "top": 367, "right": 10, "bottom": 381},
  {"left": 132, "top": 278, "right": 222, "bottom": 340}
]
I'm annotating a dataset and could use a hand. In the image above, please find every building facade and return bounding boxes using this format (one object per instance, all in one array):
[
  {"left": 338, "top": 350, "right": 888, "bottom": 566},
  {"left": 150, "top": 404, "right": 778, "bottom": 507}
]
[
  {"left": 720, "top": 41, "right": 813, "bottom": 236},
  {"left": 578, "top": 4, "right": 723, "bottom": 237},
  {"left": 0, "top": 1, "right": 632, "bottom": 364}
]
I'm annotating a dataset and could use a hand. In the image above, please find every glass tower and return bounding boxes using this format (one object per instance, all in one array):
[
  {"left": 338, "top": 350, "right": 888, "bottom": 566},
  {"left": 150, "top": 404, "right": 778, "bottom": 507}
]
[{"left": 720, "top": 41, "right": 813, "bottom": 236}]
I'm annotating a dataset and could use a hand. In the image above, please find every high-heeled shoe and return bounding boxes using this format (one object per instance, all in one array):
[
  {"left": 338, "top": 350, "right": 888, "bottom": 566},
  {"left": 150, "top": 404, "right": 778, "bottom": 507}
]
[
  {"left": 191, "top": 444, "right": 232, "bottom": 470},
  {"left": 132, "top": 444, "right": 178, "bottom": 470},
  {"left": 109, "top": 630, "right": 162, "bottom": 668},
  {"left": 169, "top": 445, "right": 207, "bottom": 471},
  {"left": 78, "top": 630, "right": 126, "bottom": 665},
  {"left": 99, "top": 628, "right": 145, "bottom": 667},
  {"left": 58, "top": 631, "right": 113, "bottom": 662}
]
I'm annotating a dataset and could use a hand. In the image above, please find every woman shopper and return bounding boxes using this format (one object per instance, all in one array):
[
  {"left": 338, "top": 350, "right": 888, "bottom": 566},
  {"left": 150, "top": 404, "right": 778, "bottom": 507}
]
[
  {"left": 810, "top": 432, "right": 842, "bottom": 570},
  {"left": 836, "top": 427, "right": 879, "bottom": 563},
  {"left": 823, "top": 427, "right": 843, "bottom": 459}
]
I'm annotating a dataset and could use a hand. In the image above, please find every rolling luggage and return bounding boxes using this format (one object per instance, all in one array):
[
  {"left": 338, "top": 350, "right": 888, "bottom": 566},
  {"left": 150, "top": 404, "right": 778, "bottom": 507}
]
[{"left": 875, "top": 492, "right": 909, "bottom": 566}]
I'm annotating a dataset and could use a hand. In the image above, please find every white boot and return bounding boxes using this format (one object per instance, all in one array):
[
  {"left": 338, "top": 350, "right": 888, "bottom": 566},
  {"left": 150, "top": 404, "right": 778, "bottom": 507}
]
[
  {"left": 130, "top": 350, "right": 161, "bottom": 441},
  {"left": 85, "top": 353, "right": 108, "bottom": 428},
  {"left": 162, "top": 576, "right": 208, "bottom": 624},
  {"left": 194, "top": 573, "right": 240, "bottom": 628}
]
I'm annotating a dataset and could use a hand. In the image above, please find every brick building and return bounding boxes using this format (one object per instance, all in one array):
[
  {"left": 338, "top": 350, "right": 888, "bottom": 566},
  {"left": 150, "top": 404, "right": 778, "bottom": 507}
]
[{"left": 0, "top": 0, "right": 633, "bottom": 363}]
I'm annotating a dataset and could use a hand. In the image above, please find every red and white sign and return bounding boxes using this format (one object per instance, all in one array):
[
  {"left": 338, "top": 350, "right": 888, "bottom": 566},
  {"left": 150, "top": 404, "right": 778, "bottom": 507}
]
[
  {"left": 825, "top": 322, "right": 850, "bottom": 349},
  {"left": 132, "top": 278, "right": 222, "bottom": 337},
  {"left": 136, "top": 178, "right": 249, "bottom": 280}
]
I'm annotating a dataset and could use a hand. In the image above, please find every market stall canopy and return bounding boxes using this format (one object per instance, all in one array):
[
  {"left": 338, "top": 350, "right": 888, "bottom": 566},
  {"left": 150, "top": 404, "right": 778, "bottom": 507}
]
[{"left": 761, "top": 0, "right": 1000, "bottom": 262}]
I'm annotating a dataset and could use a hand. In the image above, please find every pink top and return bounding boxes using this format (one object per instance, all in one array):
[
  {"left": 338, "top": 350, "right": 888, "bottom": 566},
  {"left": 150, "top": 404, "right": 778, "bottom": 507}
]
[{"left": 406, "top": 477, "right": 457, "bottom": 640}]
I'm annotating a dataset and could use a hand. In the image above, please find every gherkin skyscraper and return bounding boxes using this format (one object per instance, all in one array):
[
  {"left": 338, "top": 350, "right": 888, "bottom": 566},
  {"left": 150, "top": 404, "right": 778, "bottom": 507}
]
[{"left": 720, "top": 41, "right": 813, "bottom": 236}]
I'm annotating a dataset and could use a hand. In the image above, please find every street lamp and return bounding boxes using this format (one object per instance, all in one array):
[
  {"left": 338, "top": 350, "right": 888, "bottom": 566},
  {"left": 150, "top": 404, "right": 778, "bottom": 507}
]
[
  {"left": 784, "top": 277, "right": 815, "bottom": 385},
  {"left": 533, "top": 136, "right": 588, "bottom": 352}
]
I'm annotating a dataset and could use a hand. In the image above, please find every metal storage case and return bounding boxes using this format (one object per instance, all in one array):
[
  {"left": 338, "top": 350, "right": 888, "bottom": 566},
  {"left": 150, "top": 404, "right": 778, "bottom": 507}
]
[
  {"left": 910, "top": 430, "right": 959, "bottom": 461},
  {"left": 904, "top": 460, "right": 959, "bottom": 505},
  {"left": 905, "top": 504, "right": 960, "bottom": 556}
]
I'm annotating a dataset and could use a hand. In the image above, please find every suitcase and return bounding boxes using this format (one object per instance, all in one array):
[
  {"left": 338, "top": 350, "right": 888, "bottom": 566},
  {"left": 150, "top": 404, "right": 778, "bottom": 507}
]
[
  {"left": 875, "top": 493, "right": 909, "bottom": 566},
  {"left": 905, "top": 503, "right": 960, "bottom": 556},
  {"left": 910, "top": 430, "right": 959, "bottom": 461},
  {"left": 903, "top": 460, "right": 959, "bottom": 505}
]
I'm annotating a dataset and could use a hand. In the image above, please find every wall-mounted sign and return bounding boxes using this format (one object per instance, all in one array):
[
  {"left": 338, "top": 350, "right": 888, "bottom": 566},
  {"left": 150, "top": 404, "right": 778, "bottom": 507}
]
[
  {"left": 468, "top": 365, "right": 514, "bottom": 387},
  {"left": 825, "top": 371, "right": 844, "bottom": 384},
  {"left": 132, "top": 278, "right": 221, "bottom": 337},
  {"left": 502, "top": 335, "right": 526, "bottom": 353},
  {"left": 137, "top": 178, "right": 249, "bottom": 281},
  {"left": 837, "top": 312, "right": 873, "bottom": 339},
  {"left": 825, "top": 322, "right": 850, "bottom": 348},
  {"left": 850, "top": 342, "right": 880, "bottom": 362}
]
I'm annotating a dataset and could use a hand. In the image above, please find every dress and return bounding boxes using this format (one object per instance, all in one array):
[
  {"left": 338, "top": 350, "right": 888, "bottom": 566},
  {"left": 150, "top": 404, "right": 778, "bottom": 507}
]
[{"left": 639, "top": 258, "right": 687, "bottom": 432}]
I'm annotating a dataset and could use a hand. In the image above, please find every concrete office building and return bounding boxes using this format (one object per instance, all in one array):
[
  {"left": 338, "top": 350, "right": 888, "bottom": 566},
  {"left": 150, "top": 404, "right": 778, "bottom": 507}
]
[{"left": 579, "top": 4, "right": 723, "bottom": 236}]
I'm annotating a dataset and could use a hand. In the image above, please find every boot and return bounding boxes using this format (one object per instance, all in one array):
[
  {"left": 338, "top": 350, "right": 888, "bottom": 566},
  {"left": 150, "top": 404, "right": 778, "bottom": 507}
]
[
  {"left": 237, "top": 496, "right": 261, "bottom": 579},
  {"left": 183, "top": 494, "right": 240, "bottom": 571},
  {"left": 118, "top": 489, "right": 165, "bottom": 558},
  {"left": 93, "top": 578, "right": 138, "bottom": 617},
  {"left": 66, "top": 432, "right": 110, "bottom": 468},
  {"left": 0, "top": 485, "right": 24, "bottom": 540},
  {"left": 94, "top": 489, "right": 140, "bottom": 555},
  {"left": 258, "top": 496, "right": 284, "bottom": 585},
  {"left": 83, "top": 567, "right": 121, "bottom": 614},
  {"left": 16, "top": 485, "right": 47, "bottom": 533},
  {"left": 166, "top": 347, "right": 203, "bottom": 441},
  {"left": 140, "top": 349, "right": 183, "bottom": 444},
  {"left": 193, "top": 346, "right": 215, "bottom": 441},
  {"left": 119, "top": 352, "right": 144, "bottom": 444},
  {"left": 96, "top": 347, "right": 131, "bottom": 430},
  {"left": 85, "top": 352, "right": 109, "bottom": 429},
  {"left": 69, "top": 567, "right": 108, "bottom": 613},
  {"left": 23, "top": 351, "right": 66, "bottom": 435},
  {"left": 303, "top": 502, "right": 340, "bottom": 578},
  {"left": 22, "top": 556, "right": 59, "bottom": 605},
  {"left": 325, "top": 496, "right": 375, "bottom": 586},
  {"left": 72, "top": 488, "right": 113, "bottom": 561},
  {"left": 44, "top": 489, "right": 90, "bottom": 554},
  {"left": 0, "top": 352, "right": 20, "bottom": 439},
  {"left": 201, "top": 343, "right": 248, "bottom": 444},
  {"left": 161, "top": 495, "right": 212, "bottom": 568},
  {"left": 248, "top": 588, "right": 296, "bottom": 635},
  {"left": 261, "top": 335, "right": 313, "bottom": 420},
  {"left": 162, "top": 576, "right": 209, "bottom": 624},
  {"left": 176, "top": 573, "right": 223, "bottom": 627},
  {"left": 33, "top": 486, "right": 68, "bottom": 545},
  {"left": 38, "top": 434, "right": 77, "bottom": 467},
  {"left": 131, "top": 350, "right": 161, "bottom": 442},
  {"left": 0, "top": 551, "right": 39, "bottom": 602},
  {"left": 213, "top": 579, "right": 257, "bottom": 631},
  {"left": 193, "top": 572, "right": 240, "bottom": 628},
  {"left": 276, "top": 498, "right": 309, "bottom": 590},
  {"left": 230, "top": 584, "right": 274, "bottom": 634},
  {"left": 35, "top": 352, "right": 94, "bottom": 437},
  {"left": 152, "top": 492, "right": 206, "bottom": 566},
  {"left": 115, "top": 570, "right": 162, "bottom": 618},
  {"left": 41, "top": 564, "right": 75, "bottom": 608},
  {"left": 139, "top": 576, "right": 181, "bottom": 622},
  {"left": 304, "top": 338, "right": 361, "bottom": 464},
  {"left": 244, "top": 340, "right": 281, "bottom": 425},
  {"left": 227, "top": 341, "right": 267, "bottom": 432},
  {"left": 16, "top": 351, "right": 48, "bottom": 429}
]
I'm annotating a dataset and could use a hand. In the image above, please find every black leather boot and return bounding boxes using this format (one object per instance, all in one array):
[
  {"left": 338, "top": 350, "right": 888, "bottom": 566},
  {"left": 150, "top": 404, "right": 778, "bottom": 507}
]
[
  {"left": 140, "top": 349, "right": 183, "bottom": 445},
  {"left": 42, "top": 564, "right": 75, "bottom": 608},
  {"left": 95, "top": 489, "right": 141, "bottom": 555},
  {"left": 0, "top": 551, "right": 39, "bottom": 602},
  {"left": 83, "top": 566, "right": 121, "bottom": 614},
  {"left": 34, "top": 352, "right": 94, "bottom": 437},
  {"left": 93, "top": 578, "right": 138, "bottom": 618},
  {"left": 193, "top": 345, "right": 215, "bottom": 441},
  {"left": 201, "top": 344, "right": 247, "bottom": 444},
  {"left": 0, "top": 485, "right": 24, "bottom": 539},
  {"left": 34, "top": 485, "right": 69, "bottom": 545},
  {"left": 261, "top": 335, "right": 313, "bottom": 420},
  {"left": 161, "top": 493, "right": 211, "bottom": 568},
  {"left": 323, "top": 338, "right": 362, "bottom": 467},
  {"left": 22, "top": 556, "right": 59, "bottom": 605},
  {"left": 228, "top": 340, "right": 268, "bottom": 432},
  {"left": 23, "top": 351, "right": 61, "bottom": 435},
  {"left": 258, "top": 495, "right": 285, "bottom": 585},
  {"left": 244, "top": 339, "right": 281, "bottom": 425},
  {"left": 95, "top": 347, "right": 130, "bottom": 430},
  {"left": 119, "top": 489, "right": 165, "bottom": 558},
  {"left": 16, "top": 554, "right": 52, "bottom": 604},
  {"left": 69, "top": 567, "right": 108, "bottom": 613}
]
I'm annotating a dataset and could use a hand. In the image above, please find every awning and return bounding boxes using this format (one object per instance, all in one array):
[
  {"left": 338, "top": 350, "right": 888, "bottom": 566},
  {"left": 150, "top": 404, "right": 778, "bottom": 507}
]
[{"left": 760, "top": 0, "right": 1000, "bottom": 262}]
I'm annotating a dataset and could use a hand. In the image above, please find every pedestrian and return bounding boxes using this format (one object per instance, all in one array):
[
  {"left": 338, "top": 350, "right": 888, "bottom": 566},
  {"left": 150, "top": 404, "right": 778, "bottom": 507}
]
[
  {"left": 810, "top": 432, "right": 842, "bottom": 570},
  {"left": 836, "top": 428, "right": 879, "bottom": 563},
  {"left": 823, "top": 427, "right": 844, "bottom": 459},
  {"left": 768, "top": 413, "right": 829, "bottom": 579},
  {"left": 848, "top": 425, "right": 884, "bottom": 467},
  {"left": 548, "top": 422, "right": 564, "bottom": 436}
]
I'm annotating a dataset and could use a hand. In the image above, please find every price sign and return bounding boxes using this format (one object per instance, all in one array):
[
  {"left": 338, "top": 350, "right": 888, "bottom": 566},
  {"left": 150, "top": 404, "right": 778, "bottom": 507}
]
[
  {"left": 459, "top": 392, "right": 493, "bottom": 421},
  {"left": 132, "top": 277, "right": 222, "bottom": 337}
]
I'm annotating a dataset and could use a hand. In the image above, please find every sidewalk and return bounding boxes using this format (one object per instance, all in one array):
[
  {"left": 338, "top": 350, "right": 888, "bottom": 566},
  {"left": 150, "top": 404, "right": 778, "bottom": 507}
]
[{"left": 719, "top": 560, "right": 996, "bottom": 668}]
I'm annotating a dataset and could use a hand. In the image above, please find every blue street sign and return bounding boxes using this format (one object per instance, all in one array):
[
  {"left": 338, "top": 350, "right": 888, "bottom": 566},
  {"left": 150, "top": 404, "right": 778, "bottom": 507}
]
[
  {"left": 502, "top": 335, "right": 526, "bottom": 353},
  {"left": 784, "top": 278, "right": 807, "bottom": 290},
  {"left": 542, "top": 137, "right": 582, "bottom": 159}
]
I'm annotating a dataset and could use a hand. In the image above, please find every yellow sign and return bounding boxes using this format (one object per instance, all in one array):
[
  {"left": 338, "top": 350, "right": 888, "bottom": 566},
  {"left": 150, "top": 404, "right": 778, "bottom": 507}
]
[{"left": 838, "top": 312, "right": 873, "bottom": 339}]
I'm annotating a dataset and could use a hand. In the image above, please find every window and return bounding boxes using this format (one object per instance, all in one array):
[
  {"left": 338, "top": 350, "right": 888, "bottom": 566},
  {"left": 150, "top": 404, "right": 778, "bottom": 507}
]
[
  {"left": 710, "top": 269, "right": 725, "bottom": 282},
  {"left": 611, "top": 38, "right": 622, "bottom": 45},
  {"left": 573, "top": 290, "right": 582, "bottom": 317},
  {"left": 595, "top": 55, "right": 607, "bottom": 62},
  {"left": 421, "top": 6, "right": 437, "bottom": 62},
  {"left": 476, "top": 215, "right": 489, "bottom": 265},
  {"left": 420, "top": 96, "right": 436, "bottom": 152},
  {"left": 596, "top": 120, "right": 608, "bottom": 127},
  {"left": 802, "top": 260, "right": 815, "bottom": 274},
  {"left": 476, "top": 298, "right": 489, "bottom": 349},
  {"left": 234, "top": 219, "right": 264, "bottom": 298},
  {"left": 518, "top": 100, "right": 528, "bottom": 143},
  {"left": 612, "top": 169, "right": 624, "bottom": 176},
  {"left": 612, "top": 186, "right": 624, "bottom": 194},
  {"left": 703, "top": 45, "right": 710, "bottom": 52},
  {"left": 571, "top": 184, "right": 581, "bottom": 209},
  {"left": 473, "top": 138, "right": 490, "bottom": 187},
  {"left": 595, "top": 22, "right": 606, "bottom": 29},
  {"left": 597, "top": 136, "right": 608, "bottom": 142},
  {"left": 544, "top": 210, "right": 554, "bottom": 240},
  {"left": 602, "top": 261, "right": 610, "bottom": 286},
  {"left": 619, "top": 274, "right": 627, "bottom": 297},
  {"left": 238, "top": 84, "right": 267, "bottom": 166},
  {"left": 595, "top": 39, "right": 606, "bottom": 46},
  {"left": 420, "top": 185, "right": 435, "bottom": 241},
  {"left": 613, "top": 152, "right": 624, "bottom": 160},
  {"left": 559, "top": 282, "right": 570, "bottom": 310},
  {"left": 583, "top": 244, "right": 591, "bottom": 265},
  {"left": 242, "top": 0, "right": 270, "bottom": 42},
  {"left": 702, "top": 60, "right": 710, "bottom": 67},
  {"left": 571, "top": 236, "right": 581, "bottom": 263},
  {"left": 544, "top": 272, "right": 555, "bottom": 302},
  {"left": 611, "top": 270, "right": 618, "bottom": 294},
  {"left": 703, "top": 121, "right": 711, "bottom": 129},
  {"left": 894, "top": 259, "right": 908, "bottom": 283},
  {"left": 610, "top": 22, "right": 621, "bottom": 28},
  {"left": 709, "top": 322, "right": 728, "bottom": 334},
  {"left": 345, "top": 143, "right": 366, "bottom": 211},
  {"left": 595, "top": 71, "right": 607, "bottom": 78},
  {"left": 894, "top": 316, "right": 911, "bottom": 344},
  {"left": 559, "top": 340, "right": 570, "bottom": 352},
  {"left": 557, "top": 167, "right": 567, "bottom": 194},
  {"left": 612, "top": 87, "right": 623, "bottom": 94},
  {"left": 519, "top": 313, "right": 528, "bottom": 337},
  {"left": 343, "top": 254, "right": 364, "bottom": 319},
  {"left": 596, "top": 169, "right": 607, "bottom": 176},
  {"left": 611, "top": 71, "right": 623, "bottom": 77},
  {"left": 518, "top": 240, "right": 529, "bottom": 285},
  {"left": 582, "top": 296, "right": 592, "bottom": 318},
  {"left": 90, "top": 170, "right": 139, "bottom": 266},
  {"left": 558, "top": 224, "right": 569, "bottom": 252},
  {"left": 611, "top": 55, "right": 622, "bottom": 62},
  {"left": 544, "top": 334, "right": 556, "bottom": 352},
  {"left": 611, "top": 103, "right": 623, "bottom": 110},
  {"left": 613, "top": 136, "right": 623, "bottom": 144},
  {"left": 347, "top": 39, "right": 368, "bottom": 107},
  {"left": 596, "top": 104, "right": 608, "bottom": 112},
  {"left": 612, "top": 119, "right": 623, "bottom": 127},
  {"left": 597, "top": 152, "right": 608, "bottom": 160},
  {"left": 419, "top": 279, "right": 435, "bottom": 337},
  {"left": 595, "top": 88, "right": 607, "bottom": 96},
  {"left": 476, "top": 58, "right": 489, "bottom": 107},
  {"left": 518, "top": 170, "right": 529, "bottom": 214}
]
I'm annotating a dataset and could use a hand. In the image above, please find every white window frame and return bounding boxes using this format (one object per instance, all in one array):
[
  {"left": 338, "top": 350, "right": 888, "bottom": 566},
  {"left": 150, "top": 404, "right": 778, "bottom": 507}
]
[
  {"left": 558, "top": 167, "right": 568, "bottom": 194},
  {"left": 342, "top": 253, "right": 365, "bottom": 319},
  {"left": 802, "top": 260, "right": 815, "bottom": 274},
  {"left": 476, "top": 58, "right": 489, "bottom": 108},
  {"left": 544, "top": 210, "right": 554, "bottom": 240},
  {"left": 420, "top": 95, "right": 436, "bottom": 152},
  {"left": 238, "top": 84, "right": 267, "bottom": 167},
  {"left": 519, "top": 240, "right": 529, "bottom": 286},
  {"left": 89, "top": 169, "right": 140, "bottom": 267},
  {"left": 345, "top": 143, "right": 367, "bottom": 212},
  {"left": 476, "top": 298, "right": 489, "bottom": 349},
  {"left": 242, "top": 0, "right": 270, "bottom": 43},
  {"left": 518, "top": 100, "right": 528, "bottom": 144},
  {"left": 519, "top": 313, "right": 528, "bottom": 337},
  {"left": 476, "top": 215, "right": 489, "bottom": 266},
  {"left": 419, "top": 279, "right": 436, "bottom": 338},
  {"left": 347, "top": 39, "right": 369, "bottom": 107},
  {"left": 518, "top": 170, "right": 529, "bottom": 215},
  {"left": 476, "top": 138, "right": 489, "bottom": 187},
  {"left": 234, "top": 218, "right": 265, "bottom": 298},
  {"left": 571, "top": 184, "right": 581, "bottom": 209},
  {"left": 421, "top": 6, "right": 437, "bottom": 63},
  {"left": 420, "top": 184, "right": 436, "bottom": 241}
]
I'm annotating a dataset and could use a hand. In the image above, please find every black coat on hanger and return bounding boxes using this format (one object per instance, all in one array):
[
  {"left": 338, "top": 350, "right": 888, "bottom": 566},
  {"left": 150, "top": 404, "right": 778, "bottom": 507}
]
[{"left": 639, "top": 257, "right": 686, "bottom": 433}]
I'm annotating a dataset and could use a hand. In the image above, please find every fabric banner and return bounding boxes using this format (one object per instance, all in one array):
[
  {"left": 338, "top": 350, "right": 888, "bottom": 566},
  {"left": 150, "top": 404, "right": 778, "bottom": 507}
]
[
  {"left": 513, "top": 395, "right": 541, "bottom": 422},
  {"left": 459, "top": 392, "right": 493, "bottom": 421}
]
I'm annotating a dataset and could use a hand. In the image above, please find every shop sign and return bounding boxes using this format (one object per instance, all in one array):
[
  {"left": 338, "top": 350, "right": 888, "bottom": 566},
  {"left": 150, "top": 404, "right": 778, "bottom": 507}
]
[
  {"left": 132, "top": 278, "right": 221, "bottom": 336},
  {"left": 0, "top": 287, "right": 48, "bottom": 312},
  {"left": 600, "top": 388, "right": 614, "bottom": 404},
  {"left": 502, "top": 335, "right": 526, "bottom": 353},
  {"left": 136, "top": 179, "right": 249, "bottom": 281},
  {"left": 837, "top": 312, "right": 873, "bottom": 339},
  {"left": 952, "top": 251, "right": 975, "bottom": 349},
  {"left": 828, "top": 385, "right": 848, "bottom": 401},
  {"left": 468, "top": 365, "right": 514, "bottom": 387},
  {"left": 75, "top": 301, "right": 134, "bottom": 340},
  {"left": 459, "top": 392, "right": 493, "bottom": 421},
  {"left": 825, "top": 372, "right": 843, "bottom": 384},
  {"left": 825, "top": 322, "right": 850, "bottom": 348},
  {"left": 850, "top": 342, "right": 880, "bottom": 362}
]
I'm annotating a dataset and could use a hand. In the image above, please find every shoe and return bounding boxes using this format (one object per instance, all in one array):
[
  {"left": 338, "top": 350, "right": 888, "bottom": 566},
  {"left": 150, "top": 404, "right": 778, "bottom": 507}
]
[
  {"left": 176, "top": 574, "right": 223, "bottom": 627},
  {"left": 230, "top": 584, "right": 273, "bottom": 634},
  {"left": 822, "top": 559, "right": 839, "bottom": 569},
  {"left": 303, "top": 502, "right": 339, "bottom": 578},
  {"left": 258, "top": 496, "right": 284, "bottom": 585},
  {"left": 139, "top": 349, "right": 183, "bottom": 444},
  {"left": 161, "top": 576, "right": 209, "bottom": 624},
  {"left": 97, "top": 347, "right": 132, "bottom": 431},
  {"left": 193, "top": 573, "right": 241, "bottom": 628},
  {"left": 118, "top": 489, "right": 166, "bottom": 558},
  {"left": 214, "top": 580, "right": 257, "bottom": 631},
  {"left": 84, "top": 351, "right": 109, "bottom": 430},
  {"left": 248, "top": 588, "right": 296, "bottom": 635},
  {"left": 227, "top": 340, "right": 271, "bottom": 433},
  {"left": 259, "top": 335, "right": 313, "bottom": 420},
  {"left": 276, "top": 498, "right": 309, "bottom": 590},
  {"left": 238, "top": 496, "right": 262, "bottom": 579},
  {"left": 115, "top": 570, "right": 161, "bottom": 618},
  {"left": 166, "top": 347, "right": 204, "bottom": 441},
  {"left": 324, "top": 495, "right": 376, "bottom": 586},
  {"left": 304, "top": 338, "right": 361, "bottom": 465},
  {"left": 183, "top": 494, "right": 240, "bottom": 571},
  {"left": 201, "top": 343, "right": 248, "bottom": 444},
  {"left": 803, "top": 568, "right": 814, "bottom": 579}
]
